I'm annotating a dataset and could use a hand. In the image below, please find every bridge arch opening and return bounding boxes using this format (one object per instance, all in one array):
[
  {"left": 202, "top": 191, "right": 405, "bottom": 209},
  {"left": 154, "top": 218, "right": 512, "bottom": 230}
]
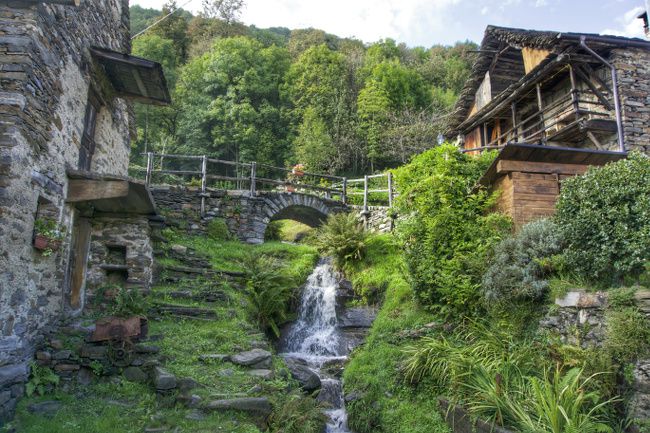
[{"left": 264, "top": 204, "right": 328, "bottom": 242}]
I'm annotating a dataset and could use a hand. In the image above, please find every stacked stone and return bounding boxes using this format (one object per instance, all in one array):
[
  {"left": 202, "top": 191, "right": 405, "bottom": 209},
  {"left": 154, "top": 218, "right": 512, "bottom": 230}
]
[{"left": 611, "top": 48, "right": 650, "bottom": 155}]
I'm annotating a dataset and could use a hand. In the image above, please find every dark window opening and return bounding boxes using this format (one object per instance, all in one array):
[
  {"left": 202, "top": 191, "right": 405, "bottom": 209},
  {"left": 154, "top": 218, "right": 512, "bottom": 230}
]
[
  {"left": 106, "top": 244, "right": 127, "bottom": 266},
  {"left": 105, "top": 269, "right": 129, "bottom": 286}
]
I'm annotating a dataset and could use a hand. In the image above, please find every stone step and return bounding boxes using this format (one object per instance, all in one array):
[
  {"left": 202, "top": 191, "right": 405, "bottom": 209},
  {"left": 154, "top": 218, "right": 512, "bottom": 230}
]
[
  {"left": 152, "top": 304, "right": 218, "bottom": 320},
  {"left": 205, "top": 397, "right": 272, "bottom": 416},
  {"left": 163, "top": 290, "right": 228, "bottom": 303},
  {"left": 161, "top": 264, "right": 245, "bottom": 278}
]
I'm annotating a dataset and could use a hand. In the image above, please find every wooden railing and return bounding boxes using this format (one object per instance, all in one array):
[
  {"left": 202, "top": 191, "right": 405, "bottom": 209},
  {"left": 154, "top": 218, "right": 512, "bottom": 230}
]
[{"left": 130, "top": 153, "right": 397, "bottom": 209}]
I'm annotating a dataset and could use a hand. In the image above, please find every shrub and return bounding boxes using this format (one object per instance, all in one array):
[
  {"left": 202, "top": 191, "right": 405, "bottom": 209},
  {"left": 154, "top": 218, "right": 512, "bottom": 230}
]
[
  {"left": 555, "top": 152, "right": 650, "bottom": 285},
  {"left": 268, "top": 393, "right": 327, "bottom": 433},
  {"left": 206, "top": 218, "right": 231, "bottom": 241},
  {"left": 239, "top": 252, "right": 294, "bottom": 337},
  {"left": 314, "top": 212, "right": 367, "bottom": 269},
  {"left": 482, "top": 219, "right": 564, "bottom": 304},
  {"left": 392, "top": 144, "right": 511, "bottom": 313},
  {"left": 604, "top": 307, "right": 650, "bottom": 364},
  {"left": 265, "top": 220, "right": 283, "bottom": 241},
  {"left": 26, "top": 362, "right": 59, "bottom": 397}
]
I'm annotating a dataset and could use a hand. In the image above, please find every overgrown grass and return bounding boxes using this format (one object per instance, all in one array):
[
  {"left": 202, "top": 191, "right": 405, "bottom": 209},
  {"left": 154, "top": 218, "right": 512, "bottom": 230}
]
[
  {"left": 7, "top": 230, "right": 319, "bottom": 433},
  {"left": 342, "top": 233, "right": 450, "bottom": 433}
]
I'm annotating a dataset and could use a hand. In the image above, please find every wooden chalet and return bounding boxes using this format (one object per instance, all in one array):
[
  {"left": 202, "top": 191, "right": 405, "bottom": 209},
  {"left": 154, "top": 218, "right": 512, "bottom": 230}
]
[{"left": 446, "top": 26, "right": 650, "bottom": 227}]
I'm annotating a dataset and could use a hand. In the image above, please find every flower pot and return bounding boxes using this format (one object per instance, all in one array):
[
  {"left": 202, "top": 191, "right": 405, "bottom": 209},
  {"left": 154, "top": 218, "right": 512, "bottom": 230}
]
[{"left": 33, "top": 234, "right": 49, "bottom": 250}]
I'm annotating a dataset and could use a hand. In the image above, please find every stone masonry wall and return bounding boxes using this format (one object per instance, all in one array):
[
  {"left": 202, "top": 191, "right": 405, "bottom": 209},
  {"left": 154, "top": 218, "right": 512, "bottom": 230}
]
[
  {"left": 351, "top": 205, "right": 394, "bottom": 233},
  {"left": 540, "top": 290, "right": 650, "bottom": 427},
  {"left": 85, "top": 216, "right": 154, "bottom": 299},
  {"left": 0, "top": 1, "right": 132, "bottom": 422},
  {"left": 611, "top": 48, "right": 650, "bottom": 155},
  {"left": 150, "top": 187, "right": 348, "bottom": 244}
]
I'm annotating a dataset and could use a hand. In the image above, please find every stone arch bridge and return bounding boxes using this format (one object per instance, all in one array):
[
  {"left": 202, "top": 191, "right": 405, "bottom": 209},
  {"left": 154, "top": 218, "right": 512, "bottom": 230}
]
[{"left": 151, "top": 187, "right": 351, "bottom": 244}]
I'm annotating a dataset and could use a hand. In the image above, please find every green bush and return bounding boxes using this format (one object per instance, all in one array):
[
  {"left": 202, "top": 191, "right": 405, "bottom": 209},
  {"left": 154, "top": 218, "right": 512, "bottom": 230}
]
[
  {"left": 314, "top": 212, "right": 367, "bottom": 269},
  {"left": 239, "top": 252, "right": 294, "bottom": 337},
  {"left": 604, "top": 307, "right": 650, "bottom": 364},
  {"left": 206, "top": 218, "right": 232, "bottom": 241},
  {"left": 555, "top": 152, "right": 650, "bottom": 285},
  {"left": 482, "top": 219, "right": 563, "bottom": 304},
  {"left": 264, "top": 220, "right": 283, "bottom": 241},
  {"left": 392, "top": 144, "right": 511, "bottom": 313},
  {"left": 268, "top": 393, "right": 327, "bottom": 433}
]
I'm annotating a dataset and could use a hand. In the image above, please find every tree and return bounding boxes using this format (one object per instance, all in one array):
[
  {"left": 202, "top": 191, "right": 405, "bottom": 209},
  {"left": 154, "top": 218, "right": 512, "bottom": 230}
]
[
  {"left": 175, "top": 37, "right": 292, "bottom": 168},
  {"left": 202, "top": 0, "right": 245, "bottom": 23},
  {"left": 150, "top": 1, "right": 191, "bottom": 62},
  {"left": 293, "top": 107, "right": 336, "bottom": 173}
]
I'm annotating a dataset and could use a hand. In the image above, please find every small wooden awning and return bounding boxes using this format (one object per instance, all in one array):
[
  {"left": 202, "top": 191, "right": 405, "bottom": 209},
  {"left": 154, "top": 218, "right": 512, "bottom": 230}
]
[
  {"left": 478, "top": 143, "right": 627, "bottom": 187},
  {"left": 90, "top": 47, "right": 171, "bottom": 106},
  {"left": 66, "top": 170, "right": 157, "bottom": 215}
]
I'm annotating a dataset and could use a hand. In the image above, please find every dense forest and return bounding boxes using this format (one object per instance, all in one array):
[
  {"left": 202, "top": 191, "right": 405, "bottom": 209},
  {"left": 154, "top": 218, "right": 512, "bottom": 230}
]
[{"left": 129, "top": 2, "right": 477, "bottom": 175}]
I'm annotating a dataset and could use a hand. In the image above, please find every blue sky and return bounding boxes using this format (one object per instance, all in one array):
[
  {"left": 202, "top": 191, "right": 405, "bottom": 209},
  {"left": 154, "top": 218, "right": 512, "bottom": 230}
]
[{"left": 131, "top": 0, "right": 647, "bottom": 46}]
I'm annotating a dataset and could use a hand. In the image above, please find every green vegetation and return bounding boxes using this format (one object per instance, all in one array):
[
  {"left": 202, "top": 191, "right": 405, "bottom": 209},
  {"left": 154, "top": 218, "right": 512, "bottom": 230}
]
[
  {"left": 482, "top": 218, "right": 563, "bottom": 305},
  {"left": 314, "top": 213, "right": 367, "bottom": 269},
  {"left": 392, "top": 144, "right": 511, "bottom": 314},
  {"left": 556, "top": 152, "right": 650, "bottom": 286},
  {"left": 129, "top": 3, "right": 477, "bottom": 174},
  {"left": 267, "top": 393, "right": 327, "bottom": 433},
  {"left": 342, "top": 233, "right": 450, "bottom": 433},
  {"left": 206, "top": 217, "right": 232, "bottom": 241}
]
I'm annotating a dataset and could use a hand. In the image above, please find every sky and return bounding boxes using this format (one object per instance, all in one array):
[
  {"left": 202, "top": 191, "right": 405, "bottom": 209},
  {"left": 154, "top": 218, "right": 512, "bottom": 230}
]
[{"left": 130, "top": 0, "right": 648, "bottom": 47}]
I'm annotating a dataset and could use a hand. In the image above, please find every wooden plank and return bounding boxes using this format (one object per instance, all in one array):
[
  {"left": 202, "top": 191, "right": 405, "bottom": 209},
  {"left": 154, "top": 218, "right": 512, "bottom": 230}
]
[
  {"left": 67, "top": 179, "right": 129, "bottom": 202},
  {"left": 522, "top": 47, "right": 551, "bottom": 74},
  {"left": 497, "top": 160, "right": 590, "bottom": 176},
  {"left": 68, "top": 216, "right": 91, "bottom": 309}
]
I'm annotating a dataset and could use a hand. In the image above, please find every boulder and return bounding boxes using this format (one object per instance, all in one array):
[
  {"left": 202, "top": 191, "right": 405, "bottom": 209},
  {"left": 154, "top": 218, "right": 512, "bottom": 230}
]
[
  {"left": 153, "top": 367, "right": 177, "bottom": 390},
  {"left": 27, "top": 400, "right": 62, "bottom": 417},
  {"left": 123, "top": 366, "right": 148, "bottom": 383},
  {"left": 338, "top": 307, "right": 377, "bottom": 328},
  {"left": 206, "top": 397, "right": 272, "bottom": 416},
  {"left": 171, "top": 244, "right": 188, "bottom": 255},
  {"left": 284, "top": 357, "right": 321, "bottom": 391},
  {"left": 229, "top": 349, "right": 272, "bottom": 369}
]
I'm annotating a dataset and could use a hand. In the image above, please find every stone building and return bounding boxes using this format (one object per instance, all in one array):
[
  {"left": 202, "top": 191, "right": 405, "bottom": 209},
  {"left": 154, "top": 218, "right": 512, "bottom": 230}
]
[
  {"left": 0, "top": 0, "right": 169, "bottom": 421},
  {"left": 446, "top": 26, "right": 650, "bottom": 227}
]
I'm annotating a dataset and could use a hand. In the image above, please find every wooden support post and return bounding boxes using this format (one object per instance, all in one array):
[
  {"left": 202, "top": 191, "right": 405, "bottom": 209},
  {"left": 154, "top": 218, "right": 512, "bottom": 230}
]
[
  {"left": 536, "top": 83, "right": 546, "bottom": 142},
  {"left": 363, "top": 175, "right": 369, "bottom": 212},
  {"left": 250, "top": 162, "right": 257, "bottom": 196},
  {"left": 511, "top": 102, "right": 518, "bottom": 142},
  {"left": 387, "top": 172, "right": 394, "bottom": 208},
  {"left": 342, "top": 177, "right": 348, "bottom": 205},
  {"left": 145, "top": 152, "right": 153, "bottom": 186},
  {"left": 569, "top": 64, "right": 580, "bottom": 121},
  {"left": 481, "top": 123, "right": 488, "bottom": 149},
  {"left": 200, "top": 155, "right": 207, "bottom": 217}
]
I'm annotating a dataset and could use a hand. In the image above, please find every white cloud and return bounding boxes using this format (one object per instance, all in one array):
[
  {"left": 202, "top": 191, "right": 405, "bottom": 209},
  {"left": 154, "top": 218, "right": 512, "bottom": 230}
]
[
  {"left": 601, "top": 5, "right": 646, "bottom": 38},
  {"left": 535, "top": 0, "right": 548, "bottom": 7}
]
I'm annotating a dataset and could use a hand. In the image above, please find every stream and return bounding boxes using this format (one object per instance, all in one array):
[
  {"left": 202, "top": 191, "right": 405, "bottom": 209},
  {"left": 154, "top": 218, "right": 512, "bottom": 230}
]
[{"left": 279, "top": 260, "right": 354, "bottom": 433}]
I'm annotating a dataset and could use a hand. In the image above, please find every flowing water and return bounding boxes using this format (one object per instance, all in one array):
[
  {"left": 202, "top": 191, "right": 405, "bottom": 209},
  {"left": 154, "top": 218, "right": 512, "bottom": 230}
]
[{"left": 280, "top": 260, "right": 354, "bottom": 433}]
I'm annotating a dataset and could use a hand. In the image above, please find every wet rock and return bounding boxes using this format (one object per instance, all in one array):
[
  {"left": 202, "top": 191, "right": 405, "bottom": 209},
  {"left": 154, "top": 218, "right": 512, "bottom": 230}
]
[
  {"left": 338, "top": 307, "right": 377, "bottom": 328},
  {"left": 153, "top": 367, "right": 176, "bottom": 390},
  {"left": 229, "top": 349, "right": 272, "bottom": 369},
  {"left": 284, "top": 357, "right": 321, "bottom": 391},
  {"left": 206, "top": 397, "right": 272, "bottom": 416},
  {"left": 27, "top": 400, "right": 61, "bottom": 417},
  {"left": 345, "top": 391, "right": 364, "bottom": 403},
  {"left": 52, "top": 350, "right": 72, "bottom": 360},
  {"left": 123, "top": 366, "right": 148, "bottom": 383},
  {"left": 178, "top": 377, "right": 199, "bottom": 392}
]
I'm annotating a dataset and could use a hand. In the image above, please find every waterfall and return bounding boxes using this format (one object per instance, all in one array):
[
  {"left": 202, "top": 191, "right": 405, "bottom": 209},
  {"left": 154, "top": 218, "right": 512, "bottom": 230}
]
[{"left": 280, "top": 260, "right": 353, "bottom": 433}]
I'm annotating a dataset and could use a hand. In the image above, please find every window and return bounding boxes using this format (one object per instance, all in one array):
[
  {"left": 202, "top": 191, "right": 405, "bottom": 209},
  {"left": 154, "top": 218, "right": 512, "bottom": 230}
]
[{"left": 78, "top": 90, "right": 101, "bottom": 171}]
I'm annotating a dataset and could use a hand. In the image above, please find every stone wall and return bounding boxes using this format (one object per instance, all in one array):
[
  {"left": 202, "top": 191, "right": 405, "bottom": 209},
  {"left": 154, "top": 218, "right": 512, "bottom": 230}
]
[
  {"left": 540, "top": 290, "right": 650, "bottom": 427},
  {"left": 151, "top": 187, "right": 348, "bottom": 244},
  {"left": 85, "top": 216, "right": 154, "bottom": 297},
  {"left": 0, "top": 1, "right": 132, "bottom": 422},
  {"left": 611, "top": 47, "right": 650, "bottom": 155},
  {"left": 351, "top": 205, "right": 394, "bottom": 233}
]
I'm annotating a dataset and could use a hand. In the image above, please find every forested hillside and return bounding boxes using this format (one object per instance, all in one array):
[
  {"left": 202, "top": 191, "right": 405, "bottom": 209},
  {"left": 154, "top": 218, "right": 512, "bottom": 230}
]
[{"left": 129, "top": 2, "right": 476, "bottom": 175}]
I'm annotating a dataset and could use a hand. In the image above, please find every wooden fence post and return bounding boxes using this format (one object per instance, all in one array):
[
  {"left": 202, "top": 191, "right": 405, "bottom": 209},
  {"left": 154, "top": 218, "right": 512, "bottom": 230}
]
[
  {"left": 342, "top": 177, "right": 347, "bottom": 205},
  {"left": 250, "top": 162, "right": 257, "bottom": 196},
  {"left": 200, "top": 155, "right": 207, "bottom": 217},
  {"left": 145, "top": 152, "right": 153, "bottom": 186},
  {"left": 363, "top": 175, "right": 368, "bottom": 212},
  {"left": 387, "top": 172, "right": 393, "bottom": 208}
]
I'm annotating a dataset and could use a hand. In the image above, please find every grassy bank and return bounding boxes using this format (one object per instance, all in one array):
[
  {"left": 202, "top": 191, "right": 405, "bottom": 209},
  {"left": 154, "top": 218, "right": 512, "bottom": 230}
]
[
  {"left": 5, "top": 232, "right": 319, "bottom": 433},
  {"left": 342, "top": 234, "right": 450, "bottom": 433}
]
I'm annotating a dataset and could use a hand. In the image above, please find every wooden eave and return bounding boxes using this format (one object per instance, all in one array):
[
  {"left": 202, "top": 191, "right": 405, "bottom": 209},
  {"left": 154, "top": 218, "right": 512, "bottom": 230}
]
[
  {"left": 477, "top": 143, "right": 627, "bottom": 187},
  {"left": 90, "top": 47, "right": 171, "bottom": 106},
  {"left": 66, "top": 170, "right": 157, "bottom": 215}
]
